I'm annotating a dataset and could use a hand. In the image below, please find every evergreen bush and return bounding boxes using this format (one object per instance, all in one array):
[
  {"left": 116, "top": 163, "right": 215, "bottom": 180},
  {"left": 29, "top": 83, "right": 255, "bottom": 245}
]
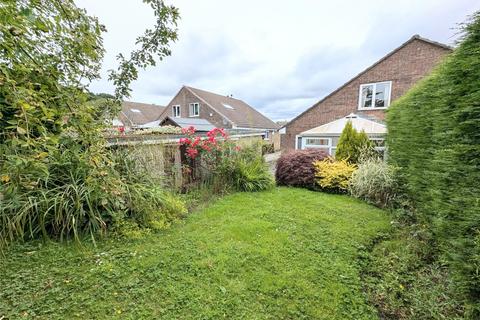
[
  {"left": 313, "top": 159, "right": 356, "bottom": 193},
  {"left": 335, "top": 121, "right": 373, "bottom": 164},
  {"left": 387, "top": 11, "right": 480, "bottom": 317}
]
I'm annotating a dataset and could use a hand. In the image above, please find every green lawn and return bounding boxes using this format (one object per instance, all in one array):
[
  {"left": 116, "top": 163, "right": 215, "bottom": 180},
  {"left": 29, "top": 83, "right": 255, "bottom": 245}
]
[{"left": 0, "top": 188, "right": 390, "bottom": 319}]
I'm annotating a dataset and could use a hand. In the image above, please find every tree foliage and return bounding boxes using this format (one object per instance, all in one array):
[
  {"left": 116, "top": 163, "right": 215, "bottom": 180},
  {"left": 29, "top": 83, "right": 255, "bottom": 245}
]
[
  {"left": 335, "top": 121, "right": 373, "bottom": 164},
  {"left": 387, "top": 11, "right": 480, "bottom": 317},
  {"left": 0, "top": 0, "right": 181, "bottom": 247}
]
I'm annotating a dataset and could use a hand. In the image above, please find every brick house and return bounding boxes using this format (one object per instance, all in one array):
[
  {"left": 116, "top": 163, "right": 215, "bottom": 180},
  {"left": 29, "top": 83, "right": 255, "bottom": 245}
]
[
  {"left": 157, "top": 86, "right": 278, "bottom": 135},
  {"left": 281, "top": 35, "right": 452, "bottom": 151}
]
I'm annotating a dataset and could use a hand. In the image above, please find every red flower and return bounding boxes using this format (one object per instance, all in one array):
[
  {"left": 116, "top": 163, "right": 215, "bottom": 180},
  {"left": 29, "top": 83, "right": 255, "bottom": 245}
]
[
  {"left": 179, "top": 137, "right": 191, "bottom": 145},
  {"left": 235, "top": 145, "right": 241, "bottom": 151},
  {"left": 186, "top": 147, "right": 199, "bottom": 159},
  {"left": 191, "top": 136, "right": 201, "bottom": 147}
]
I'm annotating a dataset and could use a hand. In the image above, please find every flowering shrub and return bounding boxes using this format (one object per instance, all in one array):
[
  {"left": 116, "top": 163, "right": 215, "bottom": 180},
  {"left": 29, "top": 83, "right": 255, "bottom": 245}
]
[
  {"left": 178, "top": 127, "right": 272, "bottom": 192},
  {"left": 179, "top": 126, "right": 228, "bottom": 161},
  {"left": 314, "top": 159, "right": 356, "bottom": 193},
  {"left": 275, "top": 149, "right": 328, "bottom": 188}
]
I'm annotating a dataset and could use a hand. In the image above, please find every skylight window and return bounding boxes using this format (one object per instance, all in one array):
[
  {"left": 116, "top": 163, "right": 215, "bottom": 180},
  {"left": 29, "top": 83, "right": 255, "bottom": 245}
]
[
  {"left": 130, "top": 108, "right": 141, "bottom": 113},
  {"left": 222, "top": 103, "right": 234, "bottom": 110}
]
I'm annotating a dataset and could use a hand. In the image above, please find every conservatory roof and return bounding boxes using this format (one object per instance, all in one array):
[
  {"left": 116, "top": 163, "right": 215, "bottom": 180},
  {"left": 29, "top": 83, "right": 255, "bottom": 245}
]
[{"left": 300, "top": 113, "right": 386, "bottom": 136}]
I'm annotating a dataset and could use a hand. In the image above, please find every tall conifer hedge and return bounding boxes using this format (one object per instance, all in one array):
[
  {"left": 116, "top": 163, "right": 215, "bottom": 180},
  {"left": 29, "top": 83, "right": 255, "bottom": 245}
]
[{"left": 387, "top": 12, "right": 480, "bottom": 317}]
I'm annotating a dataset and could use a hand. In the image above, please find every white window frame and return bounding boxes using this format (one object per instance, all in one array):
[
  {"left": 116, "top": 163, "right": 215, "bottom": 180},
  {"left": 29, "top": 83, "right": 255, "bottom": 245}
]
[
  {"left": 189, "top": 102, "right": 200, "bottom": 117},
  {"left": 172, "top": 105, "right": 181, "bottom": 118},
  {"left": 299, "top": 136, "right": 336, "bottom": 155},
  {"left": 358, "top": 81, "right": 392, "bottom": 110}
]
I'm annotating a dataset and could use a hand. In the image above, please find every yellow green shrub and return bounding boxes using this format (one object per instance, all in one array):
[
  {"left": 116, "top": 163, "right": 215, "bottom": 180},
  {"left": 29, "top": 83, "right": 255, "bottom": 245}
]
[{"left": 314, "top": 159, "right": 356, "bottom": 192}]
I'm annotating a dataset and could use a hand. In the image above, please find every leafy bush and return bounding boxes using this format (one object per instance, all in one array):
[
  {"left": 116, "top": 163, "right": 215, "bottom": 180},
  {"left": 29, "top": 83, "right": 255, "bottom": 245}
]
[
  {"left": 0, "top": 1, "right": 179, "bottom": 247},
  {"left": 336, "top": 121, "right": 373, "bottom": 164},
  {"left": 349, "top": 158, "right": 398, "bottom": 207},
  {"left": 313, "top": 159, "right": 356, "bottom": 192},
  {"left": 386, "top": 12, "right": 480, "bottom": 316},
  {"left": 275, "top": 149, "right": 328, "bottom": 188}
]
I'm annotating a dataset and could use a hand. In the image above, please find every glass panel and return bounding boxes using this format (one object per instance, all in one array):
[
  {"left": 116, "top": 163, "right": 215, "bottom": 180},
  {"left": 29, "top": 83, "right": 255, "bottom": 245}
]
[
  {"left": 370, "top": 139, "right": 385, "bottom": 147},
  {"left": 305, "top": 138, "right": 329, "bottom": 146},
  {"left": 374, "top": 82, "right": 390, "bottom": 108},
  {"left": 331, "top": 137, "right": 339, "bottom": 147},
  {"left": 297, "top": 137, "right": 303, "bottom": 149},
  {"left": 361, "top": 85, "right": 373, "bottom": 108}
]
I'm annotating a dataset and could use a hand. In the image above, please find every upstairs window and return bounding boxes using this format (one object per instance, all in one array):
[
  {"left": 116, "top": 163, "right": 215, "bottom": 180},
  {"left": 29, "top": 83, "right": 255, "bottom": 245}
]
[
  {"left": 189, "top": 103, "right": 200, "bottom": 117},
  {"left": 359, "top": 81, "right": 391, "bottom": 109},
  {"left": 172, "top": 105, "right": 180, "bottom": 117}
]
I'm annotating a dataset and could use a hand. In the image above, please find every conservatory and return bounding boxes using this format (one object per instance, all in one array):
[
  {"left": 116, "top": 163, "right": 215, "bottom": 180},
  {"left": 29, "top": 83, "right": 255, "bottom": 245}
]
[{"left": 296, "top": 113, "right": 387, "bottom": 157}]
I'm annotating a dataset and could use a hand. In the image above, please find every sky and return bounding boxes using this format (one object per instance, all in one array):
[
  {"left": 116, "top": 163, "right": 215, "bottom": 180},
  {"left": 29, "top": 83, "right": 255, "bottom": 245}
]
[{"left": 76, "top": 0, "right": 479, "bottom": 121}]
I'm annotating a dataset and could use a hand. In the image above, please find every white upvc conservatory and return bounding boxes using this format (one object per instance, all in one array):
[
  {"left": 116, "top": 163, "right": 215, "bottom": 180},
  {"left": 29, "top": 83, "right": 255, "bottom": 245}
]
[{"left": 296, "top": 113, "right": 387, "bottom": 157}]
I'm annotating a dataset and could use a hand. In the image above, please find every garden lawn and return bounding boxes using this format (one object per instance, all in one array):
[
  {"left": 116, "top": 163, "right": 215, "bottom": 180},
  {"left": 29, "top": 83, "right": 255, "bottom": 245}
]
[{"left": 0, "top": 187, "right": 390, "bottom": 319}]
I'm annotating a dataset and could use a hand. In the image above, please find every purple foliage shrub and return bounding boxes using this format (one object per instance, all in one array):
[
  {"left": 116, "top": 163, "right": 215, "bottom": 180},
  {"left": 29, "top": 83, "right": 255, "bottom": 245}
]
[{"left": 275, "top": 149, "right": 328, "bottom": 188}]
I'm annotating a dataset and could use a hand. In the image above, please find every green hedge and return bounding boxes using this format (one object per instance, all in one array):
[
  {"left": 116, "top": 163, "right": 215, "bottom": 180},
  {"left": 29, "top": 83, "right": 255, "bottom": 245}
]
[{"left": 386, "top": 12, "right": 480, "bottom": 317}]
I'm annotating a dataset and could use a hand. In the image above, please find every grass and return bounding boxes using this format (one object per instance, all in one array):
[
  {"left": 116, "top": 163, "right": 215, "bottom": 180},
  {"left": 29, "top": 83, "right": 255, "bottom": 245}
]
[{"left": 0, "top": 187, "right": 390, "bottom": 319}]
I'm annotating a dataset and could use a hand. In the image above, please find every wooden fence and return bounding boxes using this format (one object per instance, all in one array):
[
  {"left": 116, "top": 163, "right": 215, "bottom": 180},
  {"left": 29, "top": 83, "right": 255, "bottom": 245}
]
[{"left": 107, "top": 132, "right": 264, "bottom": 189}]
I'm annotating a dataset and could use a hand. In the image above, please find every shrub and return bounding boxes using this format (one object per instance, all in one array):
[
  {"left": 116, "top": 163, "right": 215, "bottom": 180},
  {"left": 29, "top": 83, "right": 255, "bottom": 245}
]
[
  {"left": 349, "top": 158, "right": 398, "bottom": 207},
  {"left": 313, "top": 159, "right": 356, "bottom": 192},
  {"left": 179, "top": 128, "right": 272, "bottom": 193},
  {"left": 336, "top": 121, "right": 373, "bottom": 164},
  {"left": 0, "top": 145, "right": 187, "bottom": 247},
  {"left": 275, "top": 149, "right": 328, "bottom": 188},
  {"left": 261, "top": 142, "right": 275, "bottom": 155},
  {"left": 386, "top": 12, "right": 480, "bottom": 316}
]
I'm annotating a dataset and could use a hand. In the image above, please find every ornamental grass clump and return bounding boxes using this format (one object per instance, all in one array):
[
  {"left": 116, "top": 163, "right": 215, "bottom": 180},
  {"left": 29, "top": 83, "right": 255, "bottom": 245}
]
[
  {"left": 349, "top": 158, "right": 398, "bottom": 207},
  {"left": 314, "top": 159, "right": 356, "bottom": 193},
  {"left": 275, "top": 149, "right": 328, "bottom": 188}
]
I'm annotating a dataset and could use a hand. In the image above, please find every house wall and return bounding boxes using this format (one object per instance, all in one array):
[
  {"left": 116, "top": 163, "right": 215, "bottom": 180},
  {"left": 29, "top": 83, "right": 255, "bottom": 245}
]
[
  {"left": 159, "top": 87, "right": 232, "bottom": 129},
  {"left": 282, "top": 39, "right": 451, "bottom": 150}
]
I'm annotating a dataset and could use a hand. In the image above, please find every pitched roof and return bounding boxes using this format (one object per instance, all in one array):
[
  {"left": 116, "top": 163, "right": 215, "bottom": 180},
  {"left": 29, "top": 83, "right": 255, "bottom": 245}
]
[
  {"left": 119, "top": 101, "right": 165, "bottom": 127},
  {"left": 184, "top": 86, "right": 278, "bottom": 130},
  {"left": 300, "top": 113, "right": 386, "bottom": 136},
  {"left": 283, "top": 35, "right": 453, "bottom": 129},
  {"left": 160, "top": 116, "right": 216, "bottom": 132}
]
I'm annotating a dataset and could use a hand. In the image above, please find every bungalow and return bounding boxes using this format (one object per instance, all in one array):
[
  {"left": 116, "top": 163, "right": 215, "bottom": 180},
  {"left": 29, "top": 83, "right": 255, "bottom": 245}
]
[
  {"left": 157, "top": 86, "right": 278, "bottom": 137},
  {"left": 281, "top": 35, "right": 452, "bottom": 152}
]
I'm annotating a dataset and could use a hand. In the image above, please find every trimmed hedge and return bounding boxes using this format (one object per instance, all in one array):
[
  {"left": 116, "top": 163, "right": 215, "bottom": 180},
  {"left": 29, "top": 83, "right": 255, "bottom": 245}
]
[
  {"left": 275, "top": 149, "right": 328, "bottom": 188},
  {"left": 386, "top": 12, "right": 480, "bottom": 317}
]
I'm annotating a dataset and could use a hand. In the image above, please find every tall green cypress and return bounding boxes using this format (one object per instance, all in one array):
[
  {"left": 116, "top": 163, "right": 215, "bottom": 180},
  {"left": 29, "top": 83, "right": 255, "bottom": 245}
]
[
  {"left": 387, "top": 11, "right": 480, "bottom": 317},
  {"left": 336, "top": 122, "right": 373, "bottom": 163}
]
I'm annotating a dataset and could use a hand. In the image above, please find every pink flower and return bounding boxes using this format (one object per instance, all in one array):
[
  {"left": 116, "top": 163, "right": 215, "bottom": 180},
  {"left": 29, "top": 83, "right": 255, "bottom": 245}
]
[
  {"left": 234, "top": 145, "right": 241, "bottom": 151},
  {"left": 191, "top": 136, "right": 201, "bottom": 147},
  {"left": 179, "top": 137, "right": 192, "bottom": 145},
  {"left": 186, "top": 147, "right": 199, "bottom": 159}
]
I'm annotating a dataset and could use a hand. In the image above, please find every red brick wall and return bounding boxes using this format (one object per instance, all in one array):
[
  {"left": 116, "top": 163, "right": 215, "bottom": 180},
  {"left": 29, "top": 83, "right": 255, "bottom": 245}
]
[
  {"left": 282, "top": 39, "right": 451, "bottom": 150},
  {"left": 159, "top": 87, "right": 232, "bottom": 128}
]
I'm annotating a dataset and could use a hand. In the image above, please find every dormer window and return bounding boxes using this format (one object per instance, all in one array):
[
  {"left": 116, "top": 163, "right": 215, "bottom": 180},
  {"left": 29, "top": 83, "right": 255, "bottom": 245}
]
[
  {"left": 358, "top": 81, "right": 392, "bottom": 110},
  {"left": 172, "top": 105, "right": 180, "bottom": 117},
  {"left": 189, "top": 103, "right": 200, "bottom": 117}
]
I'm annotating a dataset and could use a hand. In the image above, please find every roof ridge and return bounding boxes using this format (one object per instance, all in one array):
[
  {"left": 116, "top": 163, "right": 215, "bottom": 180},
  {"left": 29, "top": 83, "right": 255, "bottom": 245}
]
[
  {"left": 185, "top": 85, "right": 244, "bottom": 102},
  {"left": 282, "top": 34, "right": 452, "bottom": 128}
]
